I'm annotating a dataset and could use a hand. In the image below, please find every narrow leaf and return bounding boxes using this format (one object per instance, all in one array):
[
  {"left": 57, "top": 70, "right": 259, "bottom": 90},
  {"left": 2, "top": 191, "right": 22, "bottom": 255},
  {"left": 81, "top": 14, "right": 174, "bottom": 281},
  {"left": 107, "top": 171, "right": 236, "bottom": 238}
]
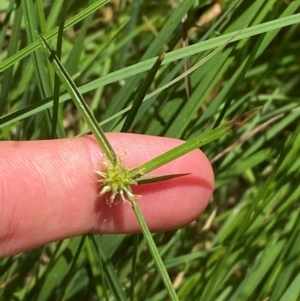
[
  {"left": 122, "top": 51, "right": 165, "bottom": 132},
  {"left": 135, "top": 173, "right": 191, "bottom": 184},
  {"left": 130, "top": 108, "right": 259, "bottom": 177},
  {"left": 129, "top": 196, "right": 179, "bottom": 301},
  {"left": 37, "top": 33, "right": 117, "bottom": 162}
]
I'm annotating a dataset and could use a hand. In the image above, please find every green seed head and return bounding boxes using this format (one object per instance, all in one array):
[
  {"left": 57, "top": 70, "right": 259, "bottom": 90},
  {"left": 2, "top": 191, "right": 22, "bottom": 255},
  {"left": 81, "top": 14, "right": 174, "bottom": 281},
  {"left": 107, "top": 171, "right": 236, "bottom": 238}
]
[{"left": 96, "top": 157, "right": 137, "bottom": 206}]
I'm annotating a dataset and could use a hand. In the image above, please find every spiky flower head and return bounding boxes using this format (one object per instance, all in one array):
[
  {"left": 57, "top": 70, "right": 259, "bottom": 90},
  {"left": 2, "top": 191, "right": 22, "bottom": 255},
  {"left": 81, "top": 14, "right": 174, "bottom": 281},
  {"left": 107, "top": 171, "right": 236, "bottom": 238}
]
[{"left": 96, "top": 157, "right": 138, "bottom": 206}]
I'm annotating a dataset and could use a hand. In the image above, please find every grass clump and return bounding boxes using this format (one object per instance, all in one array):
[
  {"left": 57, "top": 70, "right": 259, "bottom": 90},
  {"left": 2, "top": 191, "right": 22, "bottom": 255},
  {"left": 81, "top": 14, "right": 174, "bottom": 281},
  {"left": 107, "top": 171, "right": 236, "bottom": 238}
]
[{"left": 1, "top": 1, "right": 300, "bottom": 300}]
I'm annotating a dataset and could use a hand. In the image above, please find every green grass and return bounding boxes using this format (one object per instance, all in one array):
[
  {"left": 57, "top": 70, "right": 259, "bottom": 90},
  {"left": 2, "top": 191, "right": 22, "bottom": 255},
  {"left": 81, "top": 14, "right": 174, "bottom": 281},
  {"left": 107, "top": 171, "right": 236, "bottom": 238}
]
[{"left": 1, "top": 0, "right": 300, "bottom": 300}]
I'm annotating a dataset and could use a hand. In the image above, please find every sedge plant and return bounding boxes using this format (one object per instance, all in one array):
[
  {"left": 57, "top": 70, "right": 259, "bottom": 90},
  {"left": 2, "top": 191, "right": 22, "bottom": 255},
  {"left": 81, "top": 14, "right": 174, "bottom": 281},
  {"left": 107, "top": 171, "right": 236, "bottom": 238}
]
[
  {"left": 37, "top": 23, "right": 257, "bottom": 300},
  {"left": 1, "top": 1, "right": 300, "bottom": 301}
]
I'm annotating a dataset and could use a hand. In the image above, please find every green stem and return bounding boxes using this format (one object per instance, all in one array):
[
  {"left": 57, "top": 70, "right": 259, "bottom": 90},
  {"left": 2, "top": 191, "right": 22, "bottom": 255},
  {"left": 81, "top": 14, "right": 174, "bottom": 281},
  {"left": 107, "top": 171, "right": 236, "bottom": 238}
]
[
  {"left": 129, "top": 196, "right": 179, "bottom": 301},
  {"left": 37, "top": 33, "right": 117, "bottom": 162},
  {"left": 130, "top": 108, "right": 259, "bottom": 177}
]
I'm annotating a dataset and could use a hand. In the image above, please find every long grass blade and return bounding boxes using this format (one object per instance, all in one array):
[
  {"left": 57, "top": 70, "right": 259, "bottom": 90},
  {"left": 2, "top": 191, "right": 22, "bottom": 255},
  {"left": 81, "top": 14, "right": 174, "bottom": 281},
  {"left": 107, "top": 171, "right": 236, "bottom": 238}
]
[
  {"left": 130, "top": 108, "right": 259, "bottom": 177},
  {"left": 37, "top": 33, "right": 117, "bottom": 162},
  {"left": 121, "top": 51, "right": 165, "bottom": 132},
  {"left": 129, "top": 195, "right": 179, "bottom": 301},
  {"left": 0, "top": 0, "right": 110, "bottom": 72}
]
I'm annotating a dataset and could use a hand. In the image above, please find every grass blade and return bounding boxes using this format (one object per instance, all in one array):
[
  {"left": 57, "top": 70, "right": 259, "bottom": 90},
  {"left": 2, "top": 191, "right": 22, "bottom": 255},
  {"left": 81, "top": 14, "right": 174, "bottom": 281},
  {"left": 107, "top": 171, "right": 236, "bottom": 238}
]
[
  {"left": 136, "top": 173, "right": 191, "bottom": 185},
  {"left": 51, "top": 1, "right": 69, "bottom": 138},
  {"left": 129, "top": 196, "right": 179, "bottom": 301},
  {"left": 0, "top": 0, "right": 110, "bottom": 72},
  {"left": 121, "top": 51, "right": 165, "bottom": 132},
  {"left": 37, "top": 33, "right": 117, "bottom": 162},
  {"left": 130, "top": 108, "right": 259, "bottom": 177}
]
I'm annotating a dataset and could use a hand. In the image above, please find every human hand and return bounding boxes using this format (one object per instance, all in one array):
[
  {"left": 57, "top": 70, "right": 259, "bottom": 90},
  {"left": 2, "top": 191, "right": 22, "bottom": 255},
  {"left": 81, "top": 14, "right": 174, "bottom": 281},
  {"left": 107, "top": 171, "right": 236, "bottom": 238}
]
[{"left": 0, "top": 133, "right": 214, "bottom": 258}]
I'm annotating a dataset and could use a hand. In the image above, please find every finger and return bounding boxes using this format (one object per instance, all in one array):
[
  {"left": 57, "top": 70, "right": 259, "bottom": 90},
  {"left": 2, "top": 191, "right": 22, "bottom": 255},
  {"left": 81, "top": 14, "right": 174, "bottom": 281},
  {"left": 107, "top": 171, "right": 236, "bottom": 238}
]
[{"left": 0, "top": 133, "right": 214, "bottom": 257}]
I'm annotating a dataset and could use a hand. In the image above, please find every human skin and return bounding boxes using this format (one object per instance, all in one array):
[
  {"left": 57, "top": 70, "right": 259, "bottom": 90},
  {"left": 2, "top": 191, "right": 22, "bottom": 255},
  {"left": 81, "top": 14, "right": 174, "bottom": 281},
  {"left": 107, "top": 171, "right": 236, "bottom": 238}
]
[{"left": 0, "top": 133, "right": 214, "bottom": 258}]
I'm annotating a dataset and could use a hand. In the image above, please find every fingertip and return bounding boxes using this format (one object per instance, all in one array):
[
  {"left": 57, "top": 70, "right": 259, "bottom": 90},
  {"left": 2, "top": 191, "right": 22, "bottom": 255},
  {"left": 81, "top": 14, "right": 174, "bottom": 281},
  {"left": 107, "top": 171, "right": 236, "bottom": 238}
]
[
  {"left": 87, "top": 133, "right": 214, "bottom": 232},
  {"left": 0, "top": 134, "right": 214, "bottom": 256}
]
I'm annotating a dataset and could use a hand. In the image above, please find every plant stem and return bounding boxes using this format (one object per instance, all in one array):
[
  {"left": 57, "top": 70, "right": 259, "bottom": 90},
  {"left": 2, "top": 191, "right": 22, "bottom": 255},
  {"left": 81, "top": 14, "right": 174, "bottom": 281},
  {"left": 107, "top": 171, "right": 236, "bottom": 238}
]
[{"left": 129, "top": 196, "right": 179, "bottom": 301}]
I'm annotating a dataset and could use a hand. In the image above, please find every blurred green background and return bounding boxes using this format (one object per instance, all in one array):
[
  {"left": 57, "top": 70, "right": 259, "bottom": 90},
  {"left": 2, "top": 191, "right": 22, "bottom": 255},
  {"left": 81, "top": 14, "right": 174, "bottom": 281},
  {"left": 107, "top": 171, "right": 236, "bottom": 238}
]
[{"left": 1, "top": 0, "right": 300, "bottom": 300}]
